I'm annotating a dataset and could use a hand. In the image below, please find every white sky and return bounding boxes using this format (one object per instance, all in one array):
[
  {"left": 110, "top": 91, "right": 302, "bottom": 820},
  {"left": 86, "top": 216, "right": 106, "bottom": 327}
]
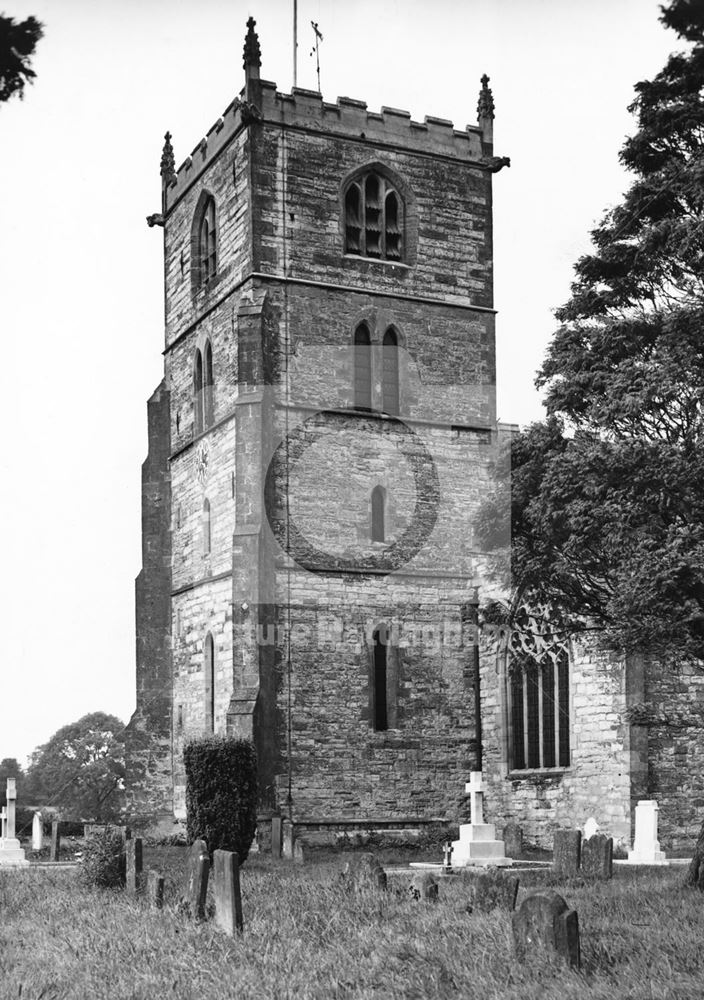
[{"left": 0, "top": 0, "right": 676, "bottom": 767}]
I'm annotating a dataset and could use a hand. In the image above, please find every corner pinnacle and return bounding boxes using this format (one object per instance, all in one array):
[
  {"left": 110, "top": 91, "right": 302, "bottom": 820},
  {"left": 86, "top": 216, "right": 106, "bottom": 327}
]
[
  {"left": 160, "top": 131, "right": 175, "bottom": 186},
  {"left": 477, "top": 75, "right": 495, "bottom": 122},
  {"left": 243, "top": 16, "right": 261, "bottom": 70}
]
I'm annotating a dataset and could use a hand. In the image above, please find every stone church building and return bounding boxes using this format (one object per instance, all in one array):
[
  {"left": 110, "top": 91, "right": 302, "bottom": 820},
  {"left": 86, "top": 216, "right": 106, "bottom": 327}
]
[{"left": 126, "top": 19, "right": 704, "bottom": 853}]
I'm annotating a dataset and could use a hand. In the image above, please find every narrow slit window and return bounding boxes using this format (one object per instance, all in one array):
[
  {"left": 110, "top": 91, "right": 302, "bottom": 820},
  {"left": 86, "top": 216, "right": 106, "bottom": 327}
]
[
  {"left": 199, "top": 198, "right": 217, "bottom": 283},
  {"left": 382, "top": 328, "right": 400, "bottom": 415},
  {"left": 202, "top": 498, "right": 211, "bottom": 556},
  {"left": 193, "top": 349, "right": 203, "bottom": 435},
  {"left": 204, "top": 634, "right": 215, "bottom": 733},
  {"left": 203, "top": 340, "right": 214, "bottom": 428},
  {"left": 371, "top": 486, "right": 385, "bottom": 542},
  {"left": 354, "top": 324, "right": 372, "bottom": 411},
  {"left": 373, "top": 625, "right": 388, "bottom": 731}
]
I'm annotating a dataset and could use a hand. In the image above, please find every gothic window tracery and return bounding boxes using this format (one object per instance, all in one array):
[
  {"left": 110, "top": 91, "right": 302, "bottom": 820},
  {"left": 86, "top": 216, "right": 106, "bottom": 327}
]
[
  {"left": 191, "top": 193, "right": 217, "bottom": 294},
  {"left": 344, "top": 171, "right": 403, "bottom": 261},
  {"left": 193, "top": 340, "right": 214, "bottom": 435},
  {"left": 372, "top": 625, "right": 388, "bottom": 731}
]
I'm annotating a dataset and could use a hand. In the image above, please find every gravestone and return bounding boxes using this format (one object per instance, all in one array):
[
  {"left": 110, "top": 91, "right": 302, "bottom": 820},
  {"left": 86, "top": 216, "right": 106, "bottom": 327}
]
[
  {"left": 282, "top": 820, "right": 293, "bottom": 860},
  {"left": 0, "top": 778, "right": 29, "bottom": 867},
  {"left": 147, "top": 870, "right": 165, "bottom": 909},
  {"left": 583, "top": 817, "right": 599, "bottom": 841},
  {"left": 32, "top": 812, "right": 43, "bottom": 851},
  {"left": 213, "top": 849, "right": 243, "bottom": 935},
  {"left": 503, "top": 822, "right": 523, "bottom": 860},
  {"left": 271, "top": 816, "right": 282, "bottom": 859},
  {"left": 185, "top": 838, "right": 210, "bottom": 920},
  {"left": 553, "top": 829, "right": 581, "bottom": 876},
  {"left": 50, "top": 821, "right": 61, "bottom": 862},
  {"left": 293, "top": 840, "right": 305, "bottom": 865},
  {"left": 342, "top": 852, "right": 387, "bottom": 891},
  {"left": 627, "top": 800, "right": 668, "bottom": 865},
  {"left": 409, "top": 872, "right": 438, "bottom": 902},
  {"left": 581, "top": 834, "right": 613, "bottom": 880},
  {"left": 442, "top": 841, "right": 453, "bottom": 871},
  {"left": 512, "top": 889, "right": 580, "bottom": 968},
  {"left": 126, "top": 837, "right": 144, "bottom": 895},
  {"left": 451, "top": 772, "right": 512, "bottom": 867},
  {"left": 468, "top": 869, "right": 520, "bottom": 912}
]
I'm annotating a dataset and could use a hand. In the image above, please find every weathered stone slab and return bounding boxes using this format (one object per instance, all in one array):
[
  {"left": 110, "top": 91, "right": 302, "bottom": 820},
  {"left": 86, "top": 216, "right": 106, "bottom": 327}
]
[
  {"left": 185, "top": 838, "right": 210, "bottom": 920},
  {"left": 342, "top": 852, "right": 387, "bottom": 891},
  {"left": 282, "top": 820, "right": 293, "bottom": 860},
  {"left": 503, "top": 822, "right": 522, "bottom": 860},
  {"left": 147, "top": 870, "right": 165, "bottom": 909},
  {"left": 409, "top": 872, "right": 438, "bottom": 901},
  {"left": 213, "top": 849, "right": 243, "bottom": 935},
  {"left": 468, "top": 869, "right": 519, "bottom": 912},
  {"left": 581, "top": 834, "right": 613, "bottom": 880},
  {"left": 553, "top": 829, "right": 581, "bottom": 876},
  {"left": 512, "top": 889, "right": 580, "bottom": 968},
  {"left": 271, "top": 816, "right": 282, "bottom": 859},
  {"left": 126, "top": 837, "right": 144, "bottom": 895},
  {"left": 50, "top": 821, "right": 61, "bottom": 862},
  {"left": 293, "top": 840, "right": 305, "bottom": 864},
  {"left": 32, "top": 812, "right": 43, "bottom": 852}
]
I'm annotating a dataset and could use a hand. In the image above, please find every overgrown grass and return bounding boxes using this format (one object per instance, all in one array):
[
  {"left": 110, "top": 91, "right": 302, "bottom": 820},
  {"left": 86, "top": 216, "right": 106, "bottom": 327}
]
[{"left": 0, "top": 852, "right": 702, "bottom": 999}]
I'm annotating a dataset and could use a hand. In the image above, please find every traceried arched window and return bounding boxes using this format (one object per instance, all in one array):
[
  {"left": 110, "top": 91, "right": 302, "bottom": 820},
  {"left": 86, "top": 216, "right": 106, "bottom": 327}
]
[
  {"left": 202, "top": 498, "right": 211, "bottom": 556},
  {"left": 192, "top": 193, "right": 217, "bottom": 293},
  {"left": 353, "top": 323, "right": 372, "bottom": 411},
  {"left": 344, "top": 171, "right": 403, "bottom": 261},
  {"left": 204, "top": 633, "right": 215, "bottom": 733},
  {"left": 382, "top": 328, "right": 399, "bottom": 415},
  {"left": 193, "top": 341, "right": 214, "bottom": 434},
  {"left": 507, "top": 622, "right": 570, "bottom": 771},
  {"left": 371, "top": 486, "right": 385, "bottom": 542},
  {"left": 372, "top": 625, "right": 388, "bottom": 731}
]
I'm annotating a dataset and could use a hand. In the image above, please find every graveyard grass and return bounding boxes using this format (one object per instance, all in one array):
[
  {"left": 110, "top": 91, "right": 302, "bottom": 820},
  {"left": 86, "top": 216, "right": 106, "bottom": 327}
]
[{"left": 2, "top": 854, "right": 704, "bottom": 999}]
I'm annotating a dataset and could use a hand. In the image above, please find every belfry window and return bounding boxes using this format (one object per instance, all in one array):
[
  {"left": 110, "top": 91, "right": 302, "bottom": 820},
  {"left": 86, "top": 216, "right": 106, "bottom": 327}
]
[
  {"left": 193, "top": 341, "right": 214, "bottom": 434},
  {"left": 371, "top": 486, "right": 385, "bottom": 542},
  {"left": 344, "top": 171, "right": 403, "bottom": 261},
  {"left": 382, "top": 328, "right": 399, "bottom": 415},
  {"left": 508, "top": 646, "right": 570, "bottom": 771},
  {"left": 353, "top": 323, "right": 372, "bottom": 410},
  {"left": 204, "top": 633, "right": 215, "bottom": 733},
  {"left": 191, "top": 193, "right": 217, "bottom": 294}
]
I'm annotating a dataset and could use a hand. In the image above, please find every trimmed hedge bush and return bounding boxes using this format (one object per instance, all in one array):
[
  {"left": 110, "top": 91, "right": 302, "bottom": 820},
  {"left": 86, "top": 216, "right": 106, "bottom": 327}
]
[
  {"left": 184, "top": 737, "right": 257, "bottom": 864},
  {"left": 78, "top": 829, "right": 125, "bottom": 888}
]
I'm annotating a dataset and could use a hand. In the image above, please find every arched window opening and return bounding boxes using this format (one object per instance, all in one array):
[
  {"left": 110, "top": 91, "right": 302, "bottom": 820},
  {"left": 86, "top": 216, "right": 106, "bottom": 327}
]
[
  {"left": 344, "top": 171, "right": 404, "bottom": 261},
  {"left": 508, "top": 646, "right": 570, "bottom": 771},
  {"left": 204, "top": 633, "right": 215, "bottom": 733},
  {"left": 354, "top": 324, "right": 372, "bottom": 411},
  {"left": 203, "top": 340, "right": 214, "bottom": 428},
  {"left": 373, "top": 625, "right": 388, "bottom": 731},
  {"left": 202, "top": 498, "right": 211, "bottom": 556},
  {"left": 199, "top": 197, "right": 217, "bottom": 284},
  {"left": 371, "top": 486, "right": 385, "bottom": 542},
  {"left": 382, "top": 328, "right": 400, "bottom": 415},
  {"left": 193, "top": 349, "right": 204, "bottom": 435}
]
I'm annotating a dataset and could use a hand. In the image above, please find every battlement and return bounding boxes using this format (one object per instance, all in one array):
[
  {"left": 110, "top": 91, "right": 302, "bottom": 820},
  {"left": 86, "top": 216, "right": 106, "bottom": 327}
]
[{"left": 163, "top": 75, "right": 492, "bottom": 212}]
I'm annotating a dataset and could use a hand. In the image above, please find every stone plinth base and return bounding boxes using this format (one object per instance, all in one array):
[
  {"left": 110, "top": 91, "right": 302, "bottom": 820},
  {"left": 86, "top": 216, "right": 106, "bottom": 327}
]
[
  {"left": 625, "top": 849, "right": 668, "bottom": 866},
  {"left": 0, "top": 838, "right": 29, "bottom": 867},
  {"left": 452, "top": 823, "right": 512, "bottom": 867}
]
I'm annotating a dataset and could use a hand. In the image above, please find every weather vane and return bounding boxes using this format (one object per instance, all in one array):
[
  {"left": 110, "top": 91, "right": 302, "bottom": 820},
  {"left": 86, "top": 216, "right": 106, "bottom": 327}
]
[{"left": 310, "top": 21, "right": 323, "bottom": 93}]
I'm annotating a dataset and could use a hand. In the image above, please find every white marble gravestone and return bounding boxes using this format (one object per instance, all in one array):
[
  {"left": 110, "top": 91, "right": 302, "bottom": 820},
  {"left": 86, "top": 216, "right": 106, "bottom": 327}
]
[
  {"left": 32, "top": 811, "right": 43, "bottom": 851},
  {"left": 583, "top": 817, "right": 599, "bottom": 841},
  {"left": 451, "top": 772, "right": 512, "bottom": 867},
  {"left": 627, "top": 800, "right": 667, "bottom": 865},
  {"left": 0, "top": 778, "right": 29, "bottom": 867}
]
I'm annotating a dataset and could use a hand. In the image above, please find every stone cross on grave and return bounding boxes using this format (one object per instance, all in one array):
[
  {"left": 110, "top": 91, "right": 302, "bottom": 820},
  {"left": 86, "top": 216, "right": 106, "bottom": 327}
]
[
  {"left": 442, "top": 841, "right": 453, "bottom": 870},
  {"left": 6, "top": 778, "right": 16, "bottom": 841},
  {"left": 466, "top": 771, "right": 485, "bottom": 826}
]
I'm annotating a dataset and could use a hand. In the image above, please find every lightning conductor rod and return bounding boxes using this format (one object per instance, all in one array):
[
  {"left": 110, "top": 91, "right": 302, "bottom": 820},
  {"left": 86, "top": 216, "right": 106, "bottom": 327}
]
[{"left": 293, "top": 0, "right": 298, "bottom": 87}]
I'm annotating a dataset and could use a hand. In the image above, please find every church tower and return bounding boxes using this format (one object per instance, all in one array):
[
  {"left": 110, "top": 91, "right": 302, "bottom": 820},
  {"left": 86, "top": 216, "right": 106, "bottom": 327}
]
[{"left": 127, "top": 18, "right": 508, "bottom": 837}]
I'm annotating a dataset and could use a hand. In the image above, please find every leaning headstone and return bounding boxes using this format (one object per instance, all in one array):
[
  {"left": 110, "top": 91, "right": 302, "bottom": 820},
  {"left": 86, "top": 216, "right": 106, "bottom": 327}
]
[
  {"left": 50, "top": 821, "right": 61, "bottom": 862},
  {"left": 271, "top": 816, "right": 282, "bottom": 859},
  {"left": 293, "top": 840, "right": 305, "bottom": 865},
  {"left": 553, "top": 829, "right": 581, "bottom": 876},
  {"left": 503, "top": 822, "right": 523, "bottom": 860},
  {"left": 213, "top": 850, "right": 243, "bottom": 935},
  {"left": 185, "top": 838, "right": 210, "bottom": 920},
  {"left": 583, "top": 817, "right": 599, "bottom": 841},
  {"left": 581, "top": 834, "right": 613, "bottom": 880},
  {"left": 627, "top": 800, "right": 667, "bottom": 865},
  {"left": 32, "top": 812, "right": 43, "bottom": 852},
  {"left": 147, "top": 870, "right": 165, "bottom": 910},
  {"left": 512, "top": 889, "right": 580, "bottom": 968},
  {"left": 468, "top": 869, "right": 520, "bottom": 912},
  {"left": 126, "top": 837, "right": 144, "bottom": 895},
  {"left": 409, "top": 872, "right": 438, "bottom": 902},
  {"left": 282, "top": 820, "right": 294, "bottom": 860},
  {"left": 342, "top": 852, "right": 387, "bottom": 891}
]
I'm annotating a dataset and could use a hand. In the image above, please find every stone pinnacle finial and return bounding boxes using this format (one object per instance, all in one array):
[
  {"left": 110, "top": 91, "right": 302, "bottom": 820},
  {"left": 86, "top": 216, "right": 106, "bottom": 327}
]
[
  {"left": 243, "top": 16, "right": 261, "bottom": 70},
  {"left": 477, "top": 74, "right": 495, "bottom": 122},
  {"left": 160, "top": 131, "right": 175, "bottom": 186}
]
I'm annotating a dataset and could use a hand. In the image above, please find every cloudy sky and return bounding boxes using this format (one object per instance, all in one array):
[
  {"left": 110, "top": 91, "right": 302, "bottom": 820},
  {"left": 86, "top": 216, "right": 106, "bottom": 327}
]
[{"left": 1, "top": 0, "right": 676, "bottom": 767}]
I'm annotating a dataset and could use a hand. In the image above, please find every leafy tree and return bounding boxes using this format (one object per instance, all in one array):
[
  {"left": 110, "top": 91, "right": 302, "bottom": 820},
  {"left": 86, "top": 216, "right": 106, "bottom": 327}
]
[
  {"left": 479, "top": 0, "right": 704, "bottom": 659},
  {"left": 0, "top": 13, "right": 43, "bottom": 103},
  {"left": 26, "top": 712, "right": 126, "bottom": 822}
]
